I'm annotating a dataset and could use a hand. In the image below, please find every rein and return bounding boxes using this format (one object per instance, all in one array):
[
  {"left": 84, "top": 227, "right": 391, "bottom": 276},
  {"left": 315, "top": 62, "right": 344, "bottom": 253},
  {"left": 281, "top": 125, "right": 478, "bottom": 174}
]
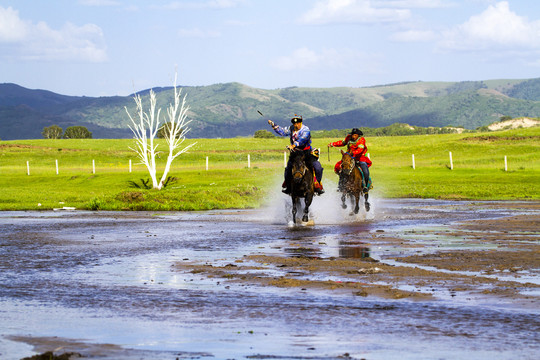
[
  {"left": 292, "top": 160, "right": 308, "bottom": 178},
  {"left": 342, "top": 152, "right": 355, "bottom": 175}
]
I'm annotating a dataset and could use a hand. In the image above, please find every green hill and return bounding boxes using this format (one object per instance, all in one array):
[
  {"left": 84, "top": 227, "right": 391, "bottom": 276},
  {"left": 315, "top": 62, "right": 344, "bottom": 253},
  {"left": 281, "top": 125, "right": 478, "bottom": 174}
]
[{"left": 1, "top": 78, "right": 539, "bottom": 140}]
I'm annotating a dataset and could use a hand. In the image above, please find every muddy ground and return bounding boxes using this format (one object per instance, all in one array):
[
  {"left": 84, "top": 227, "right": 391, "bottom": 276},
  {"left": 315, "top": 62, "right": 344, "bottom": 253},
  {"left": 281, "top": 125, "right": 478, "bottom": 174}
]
[
  {"left": 1, "top": 199, "right": 539, "bottom": 359},
  {"left": 174, "top": 207, "right": 539, "bottom": 305}
]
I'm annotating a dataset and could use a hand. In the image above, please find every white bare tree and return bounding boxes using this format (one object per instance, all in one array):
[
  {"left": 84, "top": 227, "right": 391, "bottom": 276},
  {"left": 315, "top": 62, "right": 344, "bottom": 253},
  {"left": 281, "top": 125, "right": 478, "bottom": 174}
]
[{"left": 125, "top": 74, "right": 195, "bottom": 190}]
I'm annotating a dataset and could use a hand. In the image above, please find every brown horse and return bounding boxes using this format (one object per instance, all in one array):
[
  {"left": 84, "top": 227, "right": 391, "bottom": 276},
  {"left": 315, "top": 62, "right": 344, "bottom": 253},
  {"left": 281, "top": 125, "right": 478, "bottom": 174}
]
[
  {"left": 338, "top": 150, "right": 370, "bottom": 214},
  {"left": 288, "top": 150, "right": 314, "bottom": 223}
]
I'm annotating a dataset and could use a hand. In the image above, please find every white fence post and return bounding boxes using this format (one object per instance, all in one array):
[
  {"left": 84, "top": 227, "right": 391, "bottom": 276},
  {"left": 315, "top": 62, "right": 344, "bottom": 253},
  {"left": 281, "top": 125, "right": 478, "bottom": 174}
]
[
  {"left": 129, "top": 159, "right": 132, "bottom": 173},
  {"left": 92, "top": 159, "right": 95, "bottom": 174},
  {"left": 55, "top": 159, "right": 59, "bottom": 175},
  {"left": 27, "top": 161, "right": 30, "bottom": 176},
  {"left": 449, "top": 151, "right": 453, "bottom": 170},
  {"left": 412, "top": 154, "right": 415, "bottom": 170},
  {"left": 504, "top": 156, "right": 508, "bottom": 172},
  {"left": 248, "top": 154, "right": 251, "bottom": 168},
  {"left": 206, "top": 156, "right": 209, "bottom": 171},
  {"left": 284, "top": 152, "right": 287, "bottom": 168}
]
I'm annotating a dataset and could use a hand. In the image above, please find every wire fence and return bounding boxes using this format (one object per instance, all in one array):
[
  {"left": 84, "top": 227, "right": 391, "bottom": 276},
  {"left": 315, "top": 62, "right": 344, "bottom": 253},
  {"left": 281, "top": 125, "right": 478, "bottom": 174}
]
[{"left": 15, "top": 150, "right": 515, "bottom": 176}]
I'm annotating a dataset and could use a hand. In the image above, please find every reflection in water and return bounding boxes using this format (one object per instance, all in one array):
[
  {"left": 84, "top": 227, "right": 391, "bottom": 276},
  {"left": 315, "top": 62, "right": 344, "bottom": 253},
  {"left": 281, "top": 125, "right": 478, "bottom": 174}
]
[
  {"left": 339, "top": 244, "right": 370, "bottom": 259},
  {"left": 282, "top": 235, "right": 371, "bottom": 259},
  {"left": 284, "top": 246, "right": 321, "bottom": 258}
]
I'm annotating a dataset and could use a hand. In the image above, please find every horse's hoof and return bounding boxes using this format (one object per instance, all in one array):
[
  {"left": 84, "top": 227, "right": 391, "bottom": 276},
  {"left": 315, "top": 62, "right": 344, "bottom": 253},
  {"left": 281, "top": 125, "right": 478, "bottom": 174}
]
[
  {"left": 302, "top": 215, "right": 309, "bottom": 222},
  {"left": 341, "top": 204, "right": 347, "bottom": 209},
  {"left": 365, "top": 202, "right": 371, "bottom": 212}
]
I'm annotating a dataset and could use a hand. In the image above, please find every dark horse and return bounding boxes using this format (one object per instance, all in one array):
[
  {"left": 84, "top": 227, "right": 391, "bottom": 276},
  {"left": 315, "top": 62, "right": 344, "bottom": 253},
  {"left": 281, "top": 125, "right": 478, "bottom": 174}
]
[
  {"left": 287, "top": 149, "right": 315, "bottom": 224},
  {"left": 338, "top": 150, "right": 370, "bottom": 214}
]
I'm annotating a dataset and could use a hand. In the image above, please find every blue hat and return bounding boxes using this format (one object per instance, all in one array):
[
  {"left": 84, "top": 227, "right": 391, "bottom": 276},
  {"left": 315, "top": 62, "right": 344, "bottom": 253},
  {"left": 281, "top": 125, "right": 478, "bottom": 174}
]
[{"left": 291, "top": 115, "right": 303, "bottom": 124}]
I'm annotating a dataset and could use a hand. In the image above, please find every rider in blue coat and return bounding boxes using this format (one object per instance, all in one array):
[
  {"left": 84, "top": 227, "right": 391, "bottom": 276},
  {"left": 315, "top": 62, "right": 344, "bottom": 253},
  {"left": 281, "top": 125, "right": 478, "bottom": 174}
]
[{"left": 268, "top": 115, "right": 324, "bottom": 195}]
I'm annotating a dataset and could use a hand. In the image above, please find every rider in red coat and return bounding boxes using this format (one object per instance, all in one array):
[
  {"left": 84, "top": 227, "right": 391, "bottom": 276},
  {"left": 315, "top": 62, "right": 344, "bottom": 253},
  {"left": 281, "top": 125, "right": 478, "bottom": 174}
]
[{"left": 328, "top": 128, "right": 372, "bottom": 190}]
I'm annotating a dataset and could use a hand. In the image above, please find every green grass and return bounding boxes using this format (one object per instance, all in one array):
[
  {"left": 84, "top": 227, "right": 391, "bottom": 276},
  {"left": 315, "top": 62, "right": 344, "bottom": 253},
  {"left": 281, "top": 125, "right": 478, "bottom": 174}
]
[
  {"left": 0, "top": 127, "right": 538, "bottom": 210},
  {"left": 0, "top": 169, "right": 274, "bottom": 211}
]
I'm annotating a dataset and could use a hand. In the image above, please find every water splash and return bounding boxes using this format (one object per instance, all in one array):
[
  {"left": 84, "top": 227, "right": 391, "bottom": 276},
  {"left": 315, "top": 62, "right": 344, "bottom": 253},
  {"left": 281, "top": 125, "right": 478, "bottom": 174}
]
[{"left": 260, "top": 177, "right": 380, "bottom": 226}]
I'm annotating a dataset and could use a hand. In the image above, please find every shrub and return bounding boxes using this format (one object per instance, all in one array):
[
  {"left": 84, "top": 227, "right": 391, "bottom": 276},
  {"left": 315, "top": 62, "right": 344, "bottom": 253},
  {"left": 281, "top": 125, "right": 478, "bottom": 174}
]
[
  {"left": 64, "top": 126, "right": 92, "bottom": 139},
  {"left": 254, "top": 129, "right": 275, "bottom": 138}
]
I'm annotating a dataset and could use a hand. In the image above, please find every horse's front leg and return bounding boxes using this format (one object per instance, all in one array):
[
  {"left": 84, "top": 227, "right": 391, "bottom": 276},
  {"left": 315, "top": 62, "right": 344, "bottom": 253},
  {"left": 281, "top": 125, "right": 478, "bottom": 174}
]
[
  {"left": 364, "top": 192, "right": 370, "bottom": 212},
  {"left": 353, "top": 192, "right": 360, "bottom": 214},
  {"left": 341, "top": 192, "right": 347, "bottom": 209},
  {"left": 292, "top": 195, "right": 298, "bottom": 224},
  {"left": 302, "top": 192, "right": 313, "bottom": 223}
]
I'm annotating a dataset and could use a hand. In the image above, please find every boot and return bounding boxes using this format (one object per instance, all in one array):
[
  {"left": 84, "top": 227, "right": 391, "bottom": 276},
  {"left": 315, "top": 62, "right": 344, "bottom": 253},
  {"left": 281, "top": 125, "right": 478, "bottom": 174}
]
[
  {"left": 362, "top": 175, "right": 371, "bottom": 193},
  {"left": 282, "top": 180, "right": 291, "bottom": 194},
  {"left": 337, "top": 176, "right": 344, "bottom": 192},
  {"left": 314, "top": 181, "right": 325, "bottom": 195}
]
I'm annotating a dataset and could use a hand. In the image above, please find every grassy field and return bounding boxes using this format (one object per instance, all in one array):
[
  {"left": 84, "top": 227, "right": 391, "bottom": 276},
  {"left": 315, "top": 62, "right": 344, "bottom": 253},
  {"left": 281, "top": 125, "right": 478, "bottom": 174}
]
[{"left": 0, "top": 127, "right": 538, "bottom": 210}]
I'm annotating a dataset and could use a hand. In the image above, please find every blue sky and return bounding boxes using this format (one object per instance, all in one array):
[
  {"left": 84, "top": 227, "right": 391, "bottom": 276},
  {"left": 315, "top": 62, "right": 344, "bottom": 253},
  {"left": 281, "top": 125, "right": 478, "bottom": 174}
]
[{"left": 1, "top": 0, "right": 539, "bottom": 96}]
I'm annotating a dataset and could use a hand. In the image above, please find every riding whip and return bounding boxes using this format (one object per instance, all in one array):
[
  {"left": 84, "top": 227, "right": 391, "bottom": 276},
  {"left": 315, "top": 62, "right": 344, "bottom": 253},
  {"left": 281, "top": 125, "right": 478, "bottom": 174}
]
[{"left": 327, "top": 145, "right": 330, "bottom": 162}]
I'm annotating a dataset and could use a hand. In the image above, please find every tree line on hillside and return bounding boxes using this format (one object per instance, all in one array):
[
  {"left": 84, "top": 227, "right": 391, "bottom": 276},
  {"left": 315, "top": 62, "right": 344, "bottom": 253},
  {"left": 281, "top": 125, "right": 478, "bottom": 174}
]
[
  {"left": 41, "top": 122, "right": 180, "bottom": 139},
  {"left": 254, "top": 123, "right": 470, "bottom": 139},
  {"left": 312, "top": 123, "right": 468, "bottom": 138},
  {"left": 253, "top": 116, "right": 539, "bottom": 139}
]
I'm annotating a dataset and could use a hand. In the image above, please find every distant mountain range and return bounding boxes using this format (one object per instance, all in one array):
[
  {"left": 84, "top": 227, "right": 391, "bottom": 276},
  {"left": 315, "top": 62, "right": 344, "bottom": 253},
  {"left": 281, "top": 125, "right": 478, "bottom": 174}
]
[{"left": 1, "top": 78, "right": 540, "bottom": 140}]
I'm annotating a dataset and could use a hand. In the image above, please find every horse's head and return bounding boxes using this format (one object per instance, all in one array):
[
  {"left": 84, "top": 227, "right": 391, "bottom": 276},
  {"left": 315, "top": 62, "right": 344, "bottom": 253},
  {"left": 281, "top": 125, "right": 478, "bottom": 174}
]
[
  {"left": 341, "top": 150, "right": 355, "bottom": 175},
  {"left": 291, "top": 151, "right": 308, "bottom": 183}
]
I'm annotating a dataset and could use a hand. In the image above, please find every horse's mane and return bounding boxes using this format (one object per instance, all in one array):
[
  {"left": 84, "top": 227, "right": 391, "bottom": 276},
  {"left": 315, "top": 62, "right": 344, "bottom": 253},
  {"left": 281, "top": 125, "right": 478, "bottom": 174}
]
[
  {"left": 290, "top": 149, "right": 305, "bottom": 161},
  {"left": 341, "top": 151, "right": 353, "bottom": 161},
  {"left": 289, "top": 150, "right": 313, "bottom": 194}
]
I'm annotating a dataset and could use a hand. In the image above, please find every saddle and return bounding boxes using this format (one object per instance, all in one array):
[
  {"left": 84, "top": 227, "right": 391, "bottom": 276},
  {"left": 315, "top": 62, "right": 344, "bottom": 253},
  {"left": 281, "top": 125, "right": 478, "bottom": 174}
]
[
  {"left": 338, "top": 161, "right": 373, "bottom": 193},
  {"left": 355, "top": 161, "right": 373, "bottom": 190}
]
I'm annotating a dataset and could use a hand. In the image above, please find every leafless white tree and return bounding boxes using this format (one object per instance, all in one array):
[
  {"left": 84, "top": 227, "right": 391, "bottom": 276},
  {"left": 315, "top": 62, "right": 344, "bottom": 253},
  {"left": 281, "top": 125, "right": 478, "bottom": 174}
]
[{"left": 125, "top": 73, "right": 195, "bottom": 190}]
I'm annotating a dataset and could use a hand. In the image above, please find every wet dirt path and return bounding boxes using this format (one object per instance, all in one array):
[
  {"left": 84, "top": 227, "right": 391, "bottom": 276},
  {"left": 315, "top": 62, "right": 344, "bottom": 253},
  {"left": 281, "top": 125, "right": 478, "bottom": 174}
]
[{"left": 0, "top": 199, "right": 539, "bottom": 359}]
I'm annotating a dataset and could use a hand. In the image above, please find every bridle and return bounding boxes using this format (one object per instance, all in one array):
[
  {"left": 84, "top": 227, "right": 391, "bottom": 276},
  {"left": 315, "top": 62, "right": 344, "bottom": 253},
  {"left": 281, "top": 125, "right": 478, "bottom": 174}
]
[
  {"left": 291, "top": 151, "right": 308, "bottom": 181},
  {"left": 342, "top": 153, "right": 355, "bottom": 175},
  {"left": 292, "top": 158, "right": 308, "bottom": 179}
]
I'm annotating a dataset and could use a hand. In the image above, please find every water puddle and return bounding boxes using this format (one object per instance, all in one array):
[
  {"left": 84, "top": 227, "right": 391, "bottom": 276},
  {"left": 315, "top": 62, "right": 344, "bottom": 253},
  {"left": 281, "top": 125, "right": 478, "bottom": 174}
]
[{"left": 0, "top": 199, "right": 539, "bottom": 359}]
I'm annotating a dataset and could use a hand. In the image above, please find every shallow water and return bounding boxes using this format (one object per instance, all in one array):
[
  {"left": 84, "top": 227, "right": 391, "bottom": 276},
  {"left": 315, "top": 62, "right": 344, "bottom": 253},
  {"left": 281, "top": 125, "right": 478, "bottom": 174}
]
[{"left": 0, "top": 197, "right": 539, "bottom": 360}]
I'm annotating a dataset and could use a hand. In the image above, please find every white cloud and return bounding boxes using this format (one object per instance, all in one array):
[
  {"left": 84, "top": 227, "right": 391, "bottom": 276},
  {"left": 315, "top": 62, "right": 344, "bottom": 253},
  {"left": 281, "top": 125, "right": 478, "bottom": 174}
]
[
  {"left": 299, "top": 0, "right": 411, "bottom": 25},
  {"left": 374, "top": 0, "right": 454, "bottom": 9},
  {"left": 0, "top": 5, "right": 107, "bottom": 62},
  {"left": 178, "top": 28, "right": 221, "bottom": 38},
  {"left": 160, "top": 0, "right": 246, "bottom": 10},
  {"left": 390, "top": 29, "right": 436, "bottom": 42},
  {"left": 270, "top": 47, "right": 383, "bottom": 74},
  {"left": 438, "top": 1, "right": 540, "bottom": 52},
  {"left": 0, "top": 6, "right": 28, "bottom": 42},
  {"left": 78, "top": 0, "right": 121, "bottom": 6},
  {"left": 271, "top": 48, "right": 321, "bottom": 71}
]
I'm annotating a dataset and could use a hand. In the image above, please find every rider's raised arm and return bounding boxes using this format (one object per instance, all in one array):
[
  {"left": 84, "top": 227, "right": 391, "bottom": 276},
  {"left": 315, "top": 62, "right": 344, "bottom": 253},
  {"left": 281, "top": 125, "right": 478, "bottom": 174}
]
[
  {"left": 269, "top": 120, "right": 291, "bottom": 137},
  {"left": 329, "top": 134, "right": 350, "bottom": 147}
]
